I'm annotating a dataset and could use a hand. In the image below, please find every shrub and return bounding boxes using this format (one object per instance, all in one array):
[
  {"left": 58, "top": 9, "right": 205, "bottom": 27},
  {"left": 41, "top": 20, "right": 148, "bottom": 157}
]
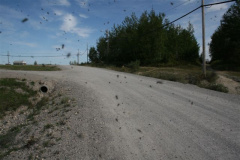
[
  {"left": 127, "top": 60, "right": 140, "bottom": 72},
  {"left": 205, "top": 71, "right": 218, "bottom": 83},
  {"left": 187, "top": 74, "right": 201, "bottom": 85},
  {"left": 200, "top": 83, "right": 228, "bottom": 93}
]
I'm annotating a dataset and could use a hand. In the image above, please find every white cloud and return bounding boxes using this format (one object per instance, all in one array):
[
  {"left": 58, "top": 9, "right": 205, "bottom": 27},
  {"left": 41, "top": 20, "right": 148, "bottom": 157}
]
[
  {"left": 44, "top": 0, "right": 70, "bottom": 6},
  {"left": 54, "top": 9, "right": 64, "bottom": 16},
  {"left": 73, "top": 28, "right": 92, "bottom": 37},
  {"left": 75, "top": 0, "right": 89, "bottom": 8},
  {"left": 79, "top": 14, "right": 88, "bottom": 19},
  {"left": 206, "top": 3, "right": 228, "bottom": 13},
  {"left": 179, "top": 0, "right": 197, "bottom": 6},
  {"left": 57, "top": 0, "right": 71, "bottom": 6},
  {"left": 60, "top": 14, "right": 92, "bottom": 37},
  {"left": 61, "top": 14, "right": 77, "bottom": 32},
  {"left": 14, "top": 41, "right": 37, "bottom": 47}
]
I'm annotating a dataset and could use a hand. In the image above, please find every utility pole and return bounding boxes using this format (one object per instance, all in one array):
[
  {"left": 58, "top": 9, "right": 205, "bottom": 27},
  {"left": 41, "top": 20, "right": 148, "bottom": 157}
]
[
  {"left": 87, "top": 43, "right": 89, "bottom": 63},
  {"left": 106, "top": 29, "right": 109, "bottom": 56},
  {"left": 7, "top": 51, "right": 10, "bottom": 64},
  {"left": 201, "top": 0, "right": 206, "bottom": 77},
  {"left": 77, "top": 49, "right": 80, "bottom": 65}
]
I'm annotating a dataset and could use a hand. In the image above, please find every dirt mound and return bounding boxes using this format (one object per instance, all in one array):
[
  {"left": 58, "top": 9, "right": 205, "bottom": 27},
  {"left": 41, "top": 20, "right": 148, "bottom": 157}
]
[{"left": 217, "top": 75, "right": 240, "bottom": 94}]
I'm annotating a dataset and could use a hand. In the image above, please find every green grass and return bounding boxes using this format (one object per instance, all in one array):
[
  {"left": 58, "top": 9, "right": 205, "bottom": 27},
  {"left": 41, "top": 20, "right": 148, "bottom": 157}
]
[
  {"left": 42, "top": 124, "right": 54, "bottom": 132},
  {"left": 0, "top": 65, "right": 61, "bottom": 71},
  {"left": 203, "top": 83, "right": 228, "bottom": 93},
  {"left": 85, "top": 64, "right": 229, "bottom": 93},
  {"left": 0, "top": 78, "right": 37, "bottom": 118},
  {"left": 61, "top": 97, "right": 70, "bottom": 104},
  {"left": 27, "top": 97, "right": 49, "bottom": 121},
  {"left": 42, "top": 140, "right": 54, "bottom": 147},
  {"left": 0, "top": 124, "right": 26, "bottom": 159}
]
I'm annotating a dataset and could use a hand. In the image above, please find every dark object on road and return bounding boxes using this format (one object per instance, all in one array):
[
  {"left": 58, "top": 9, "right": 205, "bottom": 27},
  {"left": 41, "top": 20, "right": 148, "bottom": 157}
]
[
  {"left": 137, "top": 129, "right": 142, "bottom": 133},
  {"left": 156, "top": 81, "right": 163, "bottom": 84}
]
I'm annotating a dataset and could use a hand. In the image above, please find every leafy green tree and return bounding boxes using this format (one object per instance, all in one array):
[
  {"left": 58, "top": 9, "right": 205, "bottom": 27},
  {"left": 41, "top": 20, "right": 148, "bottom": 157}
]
[
  {"left": 89, "top": 47, "right": 99, "bottom": 63},
  {"left": 96, "top": 9, "right": 199, "bottom": 66},
  {"left": 209, "top": 1, "right": 240, "bottom": 70},
  {"left": 97, "top": 37, "right": 107, "bottom": 62}
]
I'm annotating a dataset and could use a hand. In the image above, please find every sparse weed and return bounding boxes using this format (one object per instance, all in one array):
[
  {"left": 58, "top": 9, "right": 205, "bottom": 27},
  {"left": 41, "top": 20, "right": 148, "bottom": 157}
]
[
  {"left": 201, "top": 83, "right": 228, "bottom": 93},
  {"left": 0, "top": 78, "right": 37, "bottom": 118},
  {"left": 42, "top": 140, "right": 53, "bottom": 147},
  {"left": 56, "top": 120, "right": 66, "bottom": 126},
  {"left": 42, "top": 124, "right": 54, "bottom": 132},
  {"left": 61, "top": 97, "right": 70, "bottom": 104}
]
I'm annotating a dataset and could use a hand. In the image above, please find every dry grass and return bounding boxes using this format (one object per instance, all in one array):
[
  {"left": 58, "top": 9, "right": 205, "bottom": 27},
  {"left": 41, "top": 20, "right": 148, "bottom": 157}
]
[{"left": 0, "top": 65, "right": 61, "bottom": 71}]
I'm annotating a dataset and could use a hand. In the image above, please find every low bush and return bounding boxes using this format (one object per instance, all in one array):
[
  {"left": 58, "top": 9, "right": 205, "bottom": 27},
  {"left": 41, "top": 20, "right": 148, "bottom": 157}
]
[{"left": 127, "top": 60, "right": 140, "bottom": 72}]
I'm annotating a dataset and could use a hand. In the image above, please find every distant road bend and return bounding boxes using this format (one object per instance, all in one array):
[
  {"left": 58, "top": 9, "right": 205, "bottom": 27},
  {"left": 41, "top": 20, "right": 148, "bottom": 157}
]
[{"left": 0, "top": 66, "right": 240, "bottom": 160}]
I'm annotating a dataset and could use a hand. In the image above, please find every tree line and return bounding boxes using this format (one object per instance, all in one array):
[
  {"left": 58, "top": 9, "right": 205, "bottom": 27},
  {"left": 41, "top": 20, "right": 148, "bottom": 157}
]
[
  {"left": 89, "top": 9, "right": 200, "bottom": 66},
  {"left": 89, "top": 1, "right": 239, "bottom": 71},
  {"left": 209, "top": 1, "right": 240, "bottom": 71}
]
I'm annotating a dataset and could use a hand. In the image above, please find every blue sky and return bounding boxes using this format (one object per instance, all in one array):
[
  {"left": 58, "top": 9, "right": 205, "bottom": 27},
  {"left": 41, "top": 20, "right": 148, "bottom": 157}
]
[{"left": 0, "top": 0, "right": 235, "bottom": 65}]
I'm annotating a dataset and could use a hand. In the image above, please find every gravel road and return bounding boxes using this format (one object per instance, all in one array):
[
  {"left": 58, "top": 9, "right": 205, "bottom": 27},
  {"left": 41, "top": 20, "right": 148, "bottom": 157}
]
[{"left": 1, "top": 66, "right": 240, "bottom": 160}]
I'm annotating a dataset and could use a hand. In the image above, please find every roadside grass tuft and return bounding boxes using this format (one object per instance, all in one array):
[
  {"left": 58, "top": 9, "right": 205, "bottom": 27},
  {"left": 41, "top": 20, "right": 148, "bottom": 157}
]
[
  {"left": 56, "top": 120, "right": 66, "bottom": 126},
  {"left": 30, "top": 81, "right": 35, "bottom": 86},
  {"left": 0, "top": 78, "right": 37, "bottom": 118},
  {"left": 127, "top": 60, "right": 140, "bottom": 72},
  {"left": 27, "top": 97, "right": 49, "bottom": 121},
  {"left": 104, "top": 65, "right": 229, "bottom": 93},
  {"left": 200, "top": 83, "right": 228, "bottom": 93},
  {"left": 23, "top": 136, "right": 38, "bottom": 149},
  {"left": 0, "top": 124, "right": 25, "bottom": 149},
  {"left": 61, "top": 97, "right": 70, "bottom": 104},
  {"left": 42, "top": 140, "right": 54, "bottom": 148},
  {"left": 0, "top": 65, "right": 61, "bottom": 71},
  {"left": 0, "top": 124, "right": 26, "bottom": 158},
  {"left": 42, "top": 124, "right": 54, "bottom": 132}
]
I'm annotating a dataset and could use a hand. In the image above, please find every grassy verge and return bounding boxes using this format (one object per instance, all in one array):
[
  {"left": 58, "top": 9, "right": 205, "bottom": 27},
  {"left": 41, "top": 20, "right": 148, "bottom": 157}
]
[
  {"left": 0, "top": 78, "right": 37, "bottom": 118},
  {"left": 0, "top": 65, "right": 61, "bottom": 71},
  {"left": 0, "top": 78, "right": 77, "bottom": 159},
  {"left": 0, "top": 78, "right": 54, "bottom": 159},
  {"left": 81, "top": 63, "right": 229, "bottom": 93},
  {"left": 0, "top": 78, "right": 40, "bottom": 159},
  {"left": 0, "top": 124, "right": 26, "bottom": 159}
]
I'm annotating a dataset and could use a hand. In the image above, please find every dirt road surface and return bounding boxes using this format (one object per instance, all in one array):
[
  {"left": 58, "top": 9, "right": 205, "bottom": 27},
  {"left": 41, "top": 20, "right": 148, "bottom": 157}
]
[{"left": 1, "top": 66, "right": 240, "bottom": 160}]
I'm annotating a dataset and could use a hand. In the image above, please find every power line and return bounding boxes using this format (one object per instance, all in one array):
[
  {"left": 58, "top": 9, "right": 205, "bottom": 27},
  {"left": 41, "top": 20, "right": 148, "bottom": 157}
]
[
  {"left": 164, "top": 0, "right": 198, "bottom": 14},
  {"left": 204, "top": 0, "right": 236, "bottom": 7},
  {"left": 164, "top": 0, "right": 236, "bottom": 27},
  {"left": 164, "top": 6, "right": 202, "bottom": 27}
]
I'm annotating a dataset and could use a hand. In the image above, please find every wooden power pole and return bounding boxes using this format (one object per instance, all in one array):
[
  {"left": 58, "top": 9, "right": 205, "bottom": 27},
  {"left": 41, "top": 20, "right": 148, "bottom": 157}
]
[
  {"left": 77, "top": 49, "right": 80, "bottom": 65},
  {"left": 7, "top": 52, "right": 10, "bottom": 64},
  {"left": 106, "top": 29, "right": 109, "bottom": 56},
  {"left": 87, "top": 43, "right": 89, "bottom": 63},
  {"left": 202, "top": 0, "right": 206, "bottom": 77}
]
